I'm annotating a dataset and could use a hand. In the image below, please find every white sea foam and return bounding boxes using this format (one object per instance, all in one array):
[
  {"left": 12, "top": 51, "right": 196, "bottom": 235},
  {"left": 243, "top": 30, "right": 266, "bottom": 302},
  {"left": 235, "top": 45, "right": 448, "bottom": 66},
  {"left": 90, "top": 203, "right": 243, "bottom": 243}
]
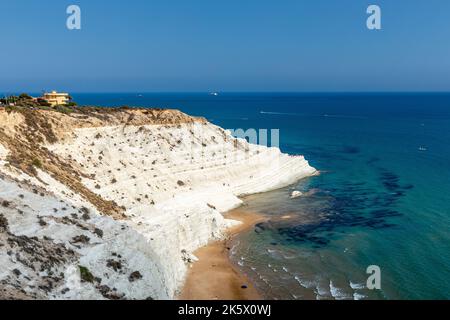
[
  {"left": 230, "top": 242, "right": 240, "bottom": 256},
  {"left": 353, "top": 292, "right": 367, "bottom": 300},
  {"left": 260, "top": 111, "right": 305, "bottom": 116},
  {"left": 329, "top": 280, "right": 352, "bottom": 300},
  {"left": 314, "top": 284, "right": 329, "bottom": 297},
  {"left": 323, "top": 114, "right": 368, "bottom": 120},
  {"left": 294, "top": 275, "right": 315, "bottom": 289},
  {"left": 350, "top": 281, "right": 366, "bottom": 290}
]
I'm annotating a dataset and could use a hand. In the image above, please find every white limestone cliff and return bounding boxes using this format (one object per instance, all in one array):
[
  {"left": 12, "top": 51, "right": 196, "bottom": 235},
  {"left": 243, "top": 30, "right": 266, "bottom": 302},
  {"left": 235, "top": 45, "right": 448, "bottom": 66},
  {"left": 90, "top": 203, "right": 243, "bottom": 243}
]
[{"left": 0, "top": 108, "right": 316, "bottom": 299}]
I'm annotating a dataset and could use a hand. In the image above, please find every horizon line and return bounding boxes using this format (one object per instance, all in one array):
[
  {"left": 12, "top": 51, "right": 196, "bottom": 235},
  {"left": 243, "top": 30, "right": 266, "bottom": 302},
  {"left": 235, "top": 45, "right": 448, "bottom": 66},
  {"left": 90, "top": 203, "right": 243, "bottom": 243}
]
[{"left": 2, "top": 91, "right": 450, "bottom": 95}]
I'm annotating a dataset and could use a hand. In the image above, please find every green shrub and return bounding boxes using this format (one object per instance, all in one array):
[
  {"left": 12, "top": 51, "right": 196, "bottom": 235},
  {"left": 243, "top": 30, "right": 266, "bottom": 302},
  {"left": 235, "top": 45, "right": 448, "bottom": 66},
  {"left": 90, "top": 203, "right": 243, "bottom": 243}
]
[
  {"left": 37, "top": 99, "right": 51, "bottom": 107},
  {"left": 5, "top": 105, "right": 21, "bottom": 112},
  {"left": 19, "top": 93, "right": 33, "bottom": 100},
  {"left": 55, "top": 105, "right": 75, "bottom": 114},
  {"left": 79, "top": 266, "right": 94, "bottom": 283},
  {"left": 31, "top": 158, "right": 42, "bottom": 168}
]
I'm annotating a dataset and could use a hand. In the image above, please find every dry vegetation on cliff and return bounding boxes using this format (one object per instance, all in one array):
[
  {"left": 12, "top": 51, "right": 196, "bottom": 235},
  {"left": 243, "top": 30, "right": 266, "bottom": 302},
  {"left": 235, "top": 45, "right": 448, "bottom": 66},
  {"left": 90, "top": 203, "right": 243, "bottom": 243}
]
[{"left": 0, "top": 107, "right": 204, "bottom": 219}]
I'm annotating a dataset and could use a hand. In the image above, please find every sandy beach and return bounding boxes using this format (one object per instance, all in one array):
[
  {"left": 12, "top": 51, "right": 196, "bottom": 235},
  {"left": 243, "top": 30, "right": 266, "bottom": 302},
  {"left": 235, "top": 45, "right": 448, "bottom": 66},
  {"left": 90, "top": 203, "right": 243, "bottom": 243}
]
[{"left": 179, "top": 209, "right": 266, "bottom": 300}]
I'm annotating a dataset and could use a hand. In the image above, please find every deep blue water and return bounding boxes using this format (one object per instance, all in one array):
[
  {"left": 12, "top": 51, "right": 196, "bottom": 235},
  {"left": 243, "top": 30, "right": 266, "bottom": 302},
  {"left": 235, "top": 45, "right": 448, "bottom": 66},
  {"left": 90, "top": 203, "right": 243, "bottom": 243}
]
[{"left": 73, "top": 92, "right": 450, "bottom": 299}]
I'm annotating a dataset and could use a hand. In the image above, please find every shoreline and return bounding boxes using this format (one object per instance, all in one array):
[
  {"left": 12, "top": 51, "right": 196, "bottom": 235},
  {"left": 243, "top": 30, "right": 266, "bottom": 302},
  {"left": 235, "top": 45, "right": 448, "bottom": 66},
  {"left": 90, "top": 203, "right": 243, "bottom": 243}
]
[
  {"left": 0, "top": 107, "right": 316, "bottom": 299},
  {"left": 178, "top": 208, "right": 266, "bottom": 300}
]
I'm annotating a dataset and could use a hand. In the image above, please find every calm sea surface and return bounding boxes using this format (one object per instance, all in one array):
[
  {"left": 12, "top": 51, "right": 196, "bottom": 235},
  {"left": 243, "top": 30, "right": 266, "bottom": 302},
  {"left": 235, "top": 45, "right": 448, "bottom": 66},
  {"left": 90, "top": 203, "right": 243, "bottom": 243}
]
[{"left": 73, "top": 92, "right": 450, "bottom": 299}]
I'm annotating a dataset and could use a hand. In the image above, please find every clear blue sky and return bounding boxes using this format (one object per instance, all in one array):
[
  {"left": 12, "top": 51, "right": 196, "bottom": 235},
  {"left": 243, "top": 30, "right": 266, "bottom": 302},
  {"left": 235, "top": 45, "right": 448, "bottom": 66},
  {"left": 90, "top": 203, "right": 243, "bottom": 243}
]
[{"left": 1, "top": 0, "right": 449, "bottom": 92}]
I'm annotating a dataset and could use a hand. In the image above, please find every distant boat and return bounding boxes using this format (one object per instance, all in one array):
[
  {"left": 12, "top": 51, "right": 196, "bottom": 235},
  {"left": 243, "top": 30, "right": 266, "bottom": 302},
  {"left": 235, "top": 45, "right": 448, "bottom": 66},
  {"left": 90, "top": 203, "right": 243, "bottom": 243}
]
[
  {"left": 418, "top": 146, "right": 427, "bottom": 151},
  {"left": 210, "top": 92, "right": 219, "bottom": 96}
]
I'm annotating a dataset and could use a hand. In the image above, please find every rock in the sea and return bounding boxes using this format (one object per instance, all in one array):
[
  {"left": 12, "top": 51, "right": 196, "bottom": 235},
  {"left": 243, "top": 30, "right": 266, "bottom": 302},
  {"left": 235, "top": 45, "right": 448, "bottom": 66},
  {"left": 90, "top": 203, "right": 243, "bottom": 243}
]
[
  {"left": 290, "top": 190, "right": 303, "bottom": 199},
  {"left": 181, "top": 250, "right": 199, "bottom": 264}
]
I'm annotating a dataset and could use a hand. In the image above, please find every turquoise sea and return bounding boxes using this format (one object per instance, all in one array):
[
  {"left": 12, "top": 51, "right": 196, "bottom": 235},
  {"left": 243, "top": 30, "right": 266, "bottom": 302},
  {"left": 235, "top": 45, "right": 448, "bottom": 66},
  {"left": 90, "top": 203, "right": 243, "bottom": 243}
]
[{"left": 73, "top": 92, "right": 450, "bottom": 300}]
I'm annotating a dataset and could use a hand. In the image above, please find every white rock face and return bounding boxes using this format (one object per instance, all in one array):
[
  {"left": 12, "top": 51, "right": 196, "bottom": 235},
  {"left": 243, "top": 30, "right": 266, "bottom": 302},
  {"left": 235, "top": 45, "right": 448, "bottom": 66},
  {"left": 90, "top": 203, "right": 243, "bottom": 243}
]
[
  {"left": 0, "top": 117, "right": 316, "bottom": 299},
  {"left": 0, "top": 144, "right": 8, "bottom": 165}
]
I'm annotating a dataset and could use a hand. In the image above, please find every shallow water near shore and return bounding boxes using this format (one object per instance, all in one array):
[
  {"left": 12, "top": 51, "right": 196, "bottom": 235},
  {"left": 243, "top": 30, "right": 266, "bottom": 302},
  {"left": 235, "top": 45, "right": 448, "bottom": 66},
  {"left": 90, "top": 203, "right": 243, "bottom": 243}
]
[{"left": 73, "top": 92, "right": 450, "bottom": 299}]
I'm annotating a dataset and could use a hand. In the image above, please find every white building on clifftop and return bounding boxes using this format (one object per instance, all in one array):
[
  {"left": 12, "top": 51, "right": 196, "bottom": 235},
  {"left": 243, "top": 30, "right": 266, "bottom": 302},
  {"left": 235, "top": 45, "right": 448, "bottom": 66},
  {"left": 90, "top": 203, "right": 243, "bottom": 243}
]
[{"left": 42, "top": 91, "right": 70, "bottom": 106}]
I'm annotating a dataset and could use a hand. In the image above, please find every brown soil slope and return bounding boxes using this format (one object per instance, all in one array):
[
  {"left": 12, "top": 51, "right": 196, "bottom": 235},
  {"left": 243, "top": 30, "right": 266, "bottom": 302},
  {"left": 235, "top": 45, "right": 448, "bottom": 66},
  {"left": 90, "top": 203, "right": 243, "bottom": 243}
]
[{"left": 0, "top": 107, "right": 204, "bottom": 219}]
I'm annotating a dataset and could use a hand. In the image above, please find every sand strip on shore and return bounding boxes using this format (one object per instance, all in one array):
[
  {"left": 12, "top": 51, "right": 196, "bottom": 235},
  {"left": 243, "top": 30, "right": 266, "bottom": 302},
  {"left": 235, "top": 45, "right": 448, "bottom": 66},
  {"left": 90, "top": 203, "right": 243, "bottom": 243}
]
[{"left": 179, "top": 209, "right": 266, "bottom": 300}]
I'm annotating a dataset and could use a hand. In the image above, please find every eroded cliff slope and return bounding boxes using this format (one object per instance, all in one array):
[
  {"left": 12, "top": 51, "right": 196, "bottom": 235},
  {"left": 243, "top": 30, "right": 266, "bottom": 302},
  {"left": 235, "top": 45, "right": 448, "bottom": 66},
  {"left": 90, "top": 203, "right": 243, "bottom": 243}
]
[{"left": 0, "top": 107, "right": 316, "bottom": 299}]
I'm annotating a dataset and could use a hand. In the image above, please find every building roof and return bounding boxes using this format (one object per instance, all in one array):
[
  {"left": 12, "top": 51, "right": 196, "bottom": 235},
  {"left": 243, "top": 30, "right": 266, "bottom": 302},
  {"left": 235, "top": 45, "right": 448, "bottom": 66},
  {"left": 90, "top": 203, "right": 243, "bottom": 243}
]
[{"left": 44, "top": 91, "right": 69, "bottom": 96}]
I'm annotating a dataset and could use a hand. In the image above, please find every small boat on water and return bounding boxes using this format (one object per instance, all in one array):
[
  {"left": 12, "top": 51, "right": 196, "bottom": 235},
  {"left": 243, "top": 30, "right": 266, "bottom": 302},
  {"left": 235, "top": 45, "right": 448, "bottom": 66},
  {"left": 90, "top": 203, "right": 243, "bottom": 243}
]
[
  {"left": 418, "top": 146, "right": 427, "bottom": 151},
  {"left": 210, "top": 92, "right": 219, "bottom": 96}
]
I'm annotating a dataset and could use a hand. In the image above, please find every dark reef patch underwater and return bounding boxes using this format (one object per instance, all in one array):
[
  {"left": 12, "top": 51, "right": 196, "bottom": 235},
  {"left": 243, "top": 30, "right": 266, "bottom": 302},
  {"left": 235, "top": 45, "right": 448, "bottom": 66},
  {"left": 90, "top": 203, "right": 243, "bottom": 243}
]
[{"left": 274, "top": 165, "right": 413, "bottom": 248}]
